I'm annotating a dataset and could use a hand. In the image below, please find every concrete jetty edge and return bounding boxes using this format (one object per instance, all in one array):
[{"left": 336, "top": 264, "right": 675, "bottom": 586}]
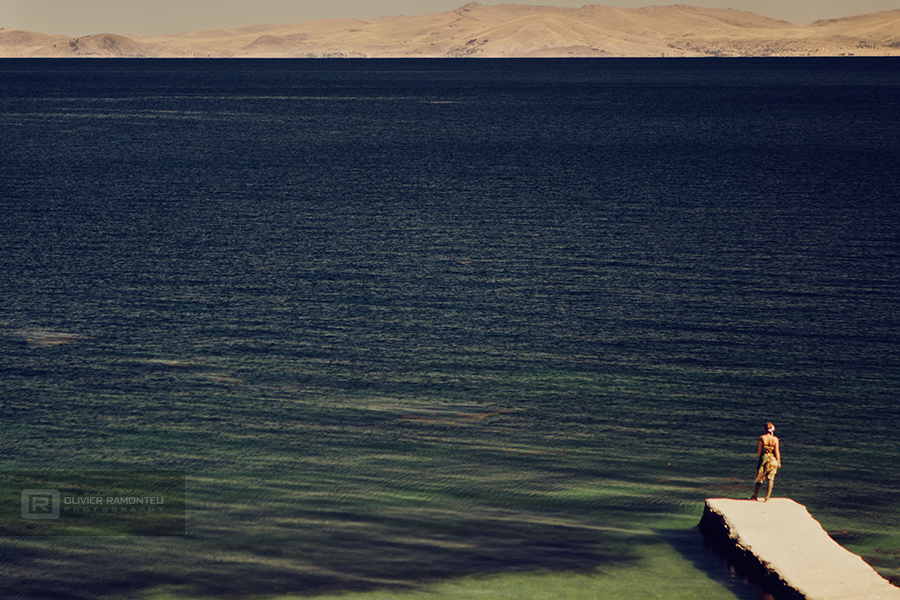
[
  {"left": 699, "top": 498, "right": 804, "bottom": 600},
  {"left": 698, "top": 498, "right": 900, "bottom": 600}
]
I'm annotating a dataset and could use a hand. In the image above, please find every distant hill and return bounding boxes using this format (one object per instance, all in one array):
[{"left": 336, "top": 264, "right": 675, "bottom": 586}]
[{"left": 3, "top": 3, "right": 900, "bottom": 57}]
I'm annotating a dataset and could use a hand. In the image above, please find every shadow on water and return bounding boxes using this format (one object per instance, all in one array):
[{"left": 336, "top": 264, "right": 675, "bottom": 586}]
[
  {"left": 660, "top": 527, "right": 767, "bottom": 600},
  {"left": 0, "top": 509, "right": 642, "bottom": 600}
]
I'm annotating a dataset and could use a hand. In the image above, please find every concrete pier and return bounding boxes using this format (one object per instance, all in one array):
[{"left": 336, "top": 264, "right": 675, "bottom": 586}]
[{"left": 698, "top": 498, "right": 900, "bottom": 600}]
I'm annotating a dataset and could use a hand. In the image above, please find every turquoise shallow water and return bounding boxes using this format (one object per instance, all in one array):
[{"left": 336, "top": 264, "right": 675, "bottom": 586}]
[{"left": 1, "top": 58, "right": 899, "bottom": 599}]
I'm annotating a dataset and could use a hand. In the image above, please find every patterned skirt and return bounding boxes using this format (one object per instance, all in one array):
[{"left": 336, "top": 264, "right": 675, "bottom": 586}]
[{"left": 755, "top": 452, "right": 778, "bottom": 482}]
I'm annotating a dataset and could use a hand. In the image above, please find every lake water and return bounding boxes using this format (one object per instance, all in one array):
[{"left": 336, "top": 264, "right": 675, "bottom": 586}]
[{"left": 1, "top": 57, "right": 899, "bottom": 600}]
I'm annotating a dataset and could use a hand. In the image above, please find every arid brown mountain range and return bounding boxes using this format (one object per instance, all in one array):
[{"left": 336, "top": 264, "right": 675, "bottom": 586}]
[{"left": 3, "top": 2, "right": 900, "bottom": 58}]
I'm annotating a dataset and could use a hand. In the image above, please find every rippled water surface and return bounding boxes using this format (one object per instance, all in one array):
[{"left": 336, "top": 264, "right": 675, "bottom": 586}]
[{"left": 1, "top": 58, "right": 899, "bottom": 599}]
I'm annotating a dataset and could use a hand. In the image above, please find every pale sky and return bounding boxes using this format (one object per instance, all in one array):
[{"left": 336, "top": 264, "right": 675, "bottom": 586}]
[{"left": 6, "top": 0, "right": 899, "bottom": 37}]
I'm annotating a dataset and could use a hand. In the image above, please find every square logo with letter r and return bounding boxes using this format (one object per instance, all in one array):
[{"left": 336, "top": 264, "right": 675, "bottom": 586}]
[{"left": 21, "top": 489, "right": 60, "bottom": 519}]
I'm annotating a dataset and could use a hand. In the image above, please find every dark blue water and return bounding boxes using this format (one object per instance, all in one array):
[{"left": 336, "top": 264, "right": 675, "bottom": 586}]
[{"left": 1, "top": 58, "right": 899, "bottom": 600}]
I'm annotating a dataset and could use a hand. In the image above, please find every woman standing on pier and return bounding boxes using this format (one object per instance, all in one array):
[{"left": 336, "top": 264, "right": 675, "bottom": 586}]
[{"left": 751, "top": 422, "right": 781, "bottom": 501}]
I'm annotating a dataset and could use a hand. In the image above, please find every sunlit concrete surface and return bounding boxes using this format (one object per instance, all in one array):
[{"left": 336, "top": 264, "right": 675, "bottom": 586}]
[{"left": 699, "top": 498, "right": 900, "bottom": 600}]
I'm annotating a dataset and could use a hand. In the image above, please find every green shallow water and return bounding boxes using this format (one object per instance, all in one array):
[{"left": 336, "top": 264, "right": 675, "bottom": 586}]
[{"left": 2, "top": 357, "right": 897, "bottom": 599}]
